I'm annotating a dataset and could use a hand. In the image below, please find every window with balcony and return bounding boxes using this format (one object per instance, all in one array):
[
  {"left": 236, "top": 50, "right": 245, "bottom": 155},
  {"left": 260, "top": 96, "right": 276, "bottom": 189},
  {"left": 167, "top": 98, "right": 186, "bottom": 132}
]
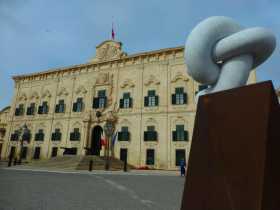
[
  {"left": 26, "top": 103, "right": 36, "bottom": 115},
  {"left": 118, "top": 126, "right": 130, "bottom": 141},
  {"left": 120, "top": 92, "right": 133, "bottom": 109},
  {"left": 70, "top": 128, "right": 80, "bottom": 141},
  {"left": 172, "top": 87, "right": 187, "bottom": 105},
  {"left": 15, "top": 104, "right": 25, "bottom": 116},
  {"left": 144, "top": 126, "right": 158, "bottom": 141},
  {"left": 93, "top": 90, "right": 107, "bottom": 109},
  {"left": 51, "top": 129, "right": 62, "bottom": 141},
  {"left": 144, "top": 90, "right": 159, "bottom": 107},
  {"left": 55, "top": 100, "right": 65, "bottom": 113},
  {"left": 38, "top": 101, "right": 48, "bottom": 114},
  {"left": 35, "top": 129, "right": 44, "bottom": 141},
  {"left": 73, "top": 97, "right": 84, "bottom": 112},
  {"left": 172, "top": 125, "right": 188, "bottom": 141},
  {"left": 10, "top": 131, "right": 19, "bottom": 141}
]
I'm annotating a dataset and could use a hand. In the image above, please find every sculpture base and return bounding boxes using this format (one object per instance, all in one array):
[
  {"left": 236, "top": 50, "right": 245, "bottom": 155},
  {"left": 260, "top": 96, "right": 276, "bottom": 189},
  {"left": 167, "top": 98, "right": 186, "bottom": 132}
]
[{"left": 181, "top": 81, "right": 280, "bottom": 210}]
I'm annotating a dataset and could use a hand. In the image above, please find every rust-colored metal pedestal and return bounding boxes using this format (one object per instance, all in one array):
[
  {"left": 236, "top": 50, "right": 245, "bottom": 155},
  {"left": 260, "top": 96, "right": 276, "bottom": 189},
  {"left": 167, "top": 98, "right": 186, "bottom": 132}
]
[{"left": 181, "top": 81, "right": 280, "bottom": 210}]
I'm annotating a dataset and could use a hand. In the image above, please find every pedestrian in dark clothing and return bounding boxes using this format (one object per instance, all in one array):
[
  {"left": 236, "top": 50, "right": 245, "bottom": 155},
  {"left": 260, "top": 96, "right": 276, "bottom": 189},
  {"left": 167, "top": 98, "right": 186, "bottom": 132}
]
[{"left": 179, "top": 159, "right": 186, "bottom": 176}]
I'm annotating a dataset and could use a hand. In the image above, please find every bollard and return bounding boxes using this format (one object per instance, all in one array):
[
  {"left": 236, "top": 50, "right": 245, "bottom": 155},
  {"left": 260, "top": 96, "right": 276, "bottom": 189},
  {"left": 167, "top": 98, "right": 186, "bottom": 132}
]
[
  {"left": 13, "top": 158, "right": 17, "bottom": 166},
  {"left": 89, "top": 160, "right": 93, "bottom": 171},
  {"left": 123, "top": 159, "right": 127, "bottom": 172}
]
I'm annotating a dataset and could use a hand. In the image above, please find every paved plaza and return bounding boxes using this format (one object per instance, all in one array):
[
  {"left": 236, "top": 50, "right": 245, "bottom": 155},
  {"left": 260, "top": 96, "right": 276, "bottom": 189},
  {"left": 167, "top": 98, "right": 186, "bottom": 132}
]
[{"left": 0, "top": 168, "right": 185, "bottom": 210}]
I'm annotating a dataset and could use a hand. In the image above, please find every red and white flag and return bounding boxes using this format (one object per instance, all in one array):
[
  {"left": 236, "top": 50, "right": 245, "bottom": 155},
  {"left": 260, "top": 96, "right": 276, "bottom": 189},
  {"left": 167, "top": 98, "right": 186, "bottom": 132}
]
[{"left": 111, "top": 23, "right": 115, "bottom": 40}]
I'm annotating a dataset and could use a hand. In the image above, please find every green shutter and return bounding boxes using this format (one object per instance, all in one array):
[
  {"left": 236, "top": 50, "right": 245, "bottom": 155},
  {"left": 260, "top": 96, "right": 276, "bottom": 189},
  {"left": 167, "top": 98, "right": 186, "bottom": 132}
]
[
  {"left": 172, "top": 94, "right": 176, "bottom": 105},
  {"left": 118, "top": 132, "right": 122, "bottom": 141},
  {"left": 183, "top": 93, "right": 187, "bottom": 104},
  {"left": 55, "top": 104, "right": 59, "bottom": 113},
  {"left": 155, "top": 96, "right": 159, "bottom": 106},
  {"left": 184, "top": 131, "right": 188, "bottom": 141},
  {"left": 73, "top": 103, "right": 77, "bottom": 112},
  {"left": 129, "top": 98, "right": 133, "bottom": 108},
  {"left": 93, "top": 98, "right": 99, "bottom": 108},
  {"left": 144, "top": 131, "right": 148, "bottom": 141},
  {"left": 144, "top": 96, "right": 148, "bottom": 107},
  {"left": 104, "top": 97, "right": 107, "bottom": 107},
  {"left": 172, "top": 131, "right": 177, "bottom": 141},
  {"left": 119, "top": 99, "right": 124, "bottom": 108}
]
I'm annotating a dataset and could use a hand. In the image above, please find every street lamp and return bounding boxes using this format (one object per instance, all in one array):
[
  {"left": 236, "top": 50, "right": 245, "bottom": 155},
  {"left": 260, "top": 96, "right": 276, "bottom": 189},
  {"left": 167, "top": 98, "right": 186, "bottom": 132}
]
[
  {"left": 104, "top": 120, "right": 114, "bottom": 170},
  {"left": 18, "top": 123, "right": 29, "bottom": 165}
]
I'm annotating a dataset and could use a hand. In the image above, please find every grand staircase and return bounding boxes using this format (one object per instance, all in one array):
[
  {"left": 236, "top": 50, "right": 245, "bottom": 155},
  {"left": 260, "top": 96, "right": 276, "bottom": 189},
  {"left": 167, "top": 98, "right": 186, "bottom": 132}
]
[{"left": 15, "top": 155, "right": 134, "bottom": 171}]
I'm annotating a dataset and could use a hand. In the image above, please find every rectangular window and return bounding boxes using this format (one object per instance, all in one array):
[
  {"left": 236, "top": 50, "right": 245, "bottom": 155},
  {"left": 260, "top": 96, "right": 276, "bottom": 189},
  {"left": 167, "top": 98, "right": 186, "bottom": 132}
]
[
  {"left": 176, "top": 149, "right": 186, "bottom": 166},
  {"left": 98, "top": 90, "right": 106, "bottom": 97},
  {"left": 35, "top": 129, "right": 44, "bottom": 141},
  {"left": 146, "top": 149, "right": 155, "bottom": 165},
  {"left": 118, "top": 127, "right": 130, "bottom": 141},
  {"left": 26, "top": 103, "right": 35, "bottom": 115},
  {"left": 55, "top": 100, "right": 65, "bottom": 113},
  {"left": 76, "top": 98, "right": 83, "bottom": 112},
  {"left": 39, "top": 101, "right": 48, "bottom": 114},
  {"left": 176, "top": 125, "right": 185, "bottom": 141},
  {"left": 123, "top": 98, "right": 130, "bottom": 108},
  {"left": 144, "top": 126, "right": 157, "bottom": 141},
  {"left": 52, "top": 129, "right": 61, "bottom": 141},
  {"left": 70, "top": 128, "right": 80, "bottom": 141},
  {"left": 15, "top": 104, "right": 24, "bottom": 116},
  {"left": 144, "top": 90, "right": 158, "bottom": 107},
  {"left": 172, "top": 87, "right": 187, "bottom": 105},
  {"left": 120, "top": 92, "right": 132, "bottom": 109},
  {"left": 99, "top": 97, "right": 106, "bottom": 108}
]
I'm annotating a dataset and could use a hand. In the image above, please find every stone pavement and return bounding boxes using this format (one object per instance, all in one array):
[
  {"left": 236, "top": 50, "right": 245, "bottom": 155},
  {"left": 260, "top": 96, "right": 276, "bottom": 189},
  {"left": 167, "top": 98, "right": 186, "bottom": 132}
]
[{"left": 0, "top": 168, "right": 185, "bottom": 210}]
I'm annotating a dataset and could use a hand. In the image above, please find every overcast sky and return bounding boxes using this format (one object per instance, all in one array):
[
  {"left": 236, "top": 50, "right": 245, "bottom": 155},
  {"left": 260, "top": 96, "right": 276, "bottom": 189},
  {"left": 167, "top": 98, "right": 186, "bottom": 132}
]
[{"left": 0, "top": 0, "right": 279, "bottom": 109}]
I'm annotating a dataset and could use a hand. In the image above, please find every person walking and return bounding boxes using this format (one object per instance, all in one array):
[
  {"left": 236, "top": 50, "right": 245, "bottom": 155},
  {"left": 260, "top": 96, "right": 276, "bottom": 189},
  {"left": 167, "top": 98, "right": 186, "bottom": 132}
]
[{"left": 179, "top": 158, "right": 186, "bottom": 176}]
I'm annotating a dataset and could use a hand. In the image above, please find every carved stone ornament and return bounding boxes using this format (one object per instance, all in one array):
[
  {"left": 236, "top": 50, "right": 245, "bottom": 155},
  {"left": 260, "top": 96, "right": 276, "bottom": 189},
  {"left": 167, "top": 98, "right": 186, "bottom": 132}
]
[
  {"left": 144, "top": 75, "right": 160, "bottom": 86},
  {"left": 171, "top": 72, "right": 189, "bottom": 83},
  {"left": 29, "top": 91, "right": 39, "bottom": 100},
  {"left": 96, "top": 73, "right": 109, "bottom": 85},
  {"left": 41, "top": 90, "right": 51, "bottom": 98},
  {"left": 91, "top": 40, "right": 126, "bottom": 62},
  {"left": 18, "top": 93, "right": 27, "bottom": 101},
  {"left": 75, "top": 85, "right": 87, "bottom": 95},
  {"left": 120, "top": 79, "right": 135, "bottom": 89},
  {"left": 57, "top": 87, "right": 69, "bottom": 96}
]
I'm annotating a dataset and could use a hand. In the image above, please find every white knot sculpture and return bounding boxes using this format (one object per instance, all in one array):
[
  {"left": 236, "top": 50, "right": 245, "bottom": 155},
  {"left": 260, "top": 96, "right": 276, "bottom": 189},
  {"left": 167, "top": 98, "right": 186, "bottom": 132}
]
[{"left": 185, "top": 16, "right": 276, "bottom": 97}]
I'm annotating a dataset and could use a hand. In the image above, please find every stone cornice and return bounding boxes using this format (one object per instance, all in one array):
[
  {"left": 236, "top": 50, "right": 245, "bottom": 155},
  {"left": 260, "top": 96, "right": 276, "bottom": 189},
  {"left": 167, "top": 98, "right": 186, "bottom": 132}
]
[{"left": 12, "top": 46, "right": 184, "bottom": 82}]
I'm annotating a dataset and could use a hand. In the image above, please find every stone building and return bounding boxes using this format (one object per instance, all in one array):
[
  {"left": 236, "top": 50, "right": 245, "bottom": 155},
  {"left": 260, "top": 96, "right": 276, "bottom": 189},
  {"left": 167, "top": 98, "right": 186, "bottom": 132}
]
[{"left": 0, "top": 40, "right": 256, "bottom": 169}]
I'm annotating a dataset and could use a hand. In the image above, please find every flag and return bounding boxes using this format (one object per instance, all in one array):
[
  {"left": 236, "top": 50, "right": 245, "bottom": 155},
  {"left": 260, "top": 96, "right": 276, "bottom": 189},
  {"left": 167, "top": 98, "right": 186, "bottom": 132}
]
[
  {"left": 101, "top": 136, "right": 107, "bottom": 147},
  {"left": 111, "top": 23, "right": 115, "bottom": 40},
  {"left": 112, "top": 132, "right": 118, "bottom": 146}
]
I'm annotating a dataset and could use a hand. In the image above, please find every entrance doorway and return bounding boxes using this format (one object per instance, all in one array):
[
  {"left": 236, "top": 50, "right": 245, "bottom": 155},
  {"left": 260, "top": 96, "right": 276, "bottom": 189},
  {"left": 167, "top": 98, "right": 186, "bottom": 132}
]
[
  {"left": 51, "top": 147, "right": 58, "bottom": 157},
  {"left": 91, "top": 126, "right": 103, "bottom": 156},
  {"left": 33, "top": 147, "right": 41, "bottom": 159}
]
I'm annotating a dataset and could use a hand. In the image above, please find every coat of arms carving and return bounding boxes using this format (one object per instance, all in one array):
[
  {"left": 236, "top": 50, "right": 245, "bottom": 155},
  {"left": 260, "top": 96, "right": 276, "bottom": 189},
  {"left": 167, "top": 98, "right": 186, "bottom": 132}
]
[{"left": 91, "top": 40, "right": 126, "bottom": 62}]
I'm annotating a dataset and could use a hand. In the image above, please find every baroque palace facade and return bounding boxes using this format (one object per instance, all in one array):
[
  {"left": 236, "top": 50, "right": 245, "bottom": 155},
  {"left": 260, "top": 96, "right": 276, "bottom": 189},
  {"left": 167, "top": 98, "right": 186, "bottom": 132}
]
[{"left": 0, "top": 40, "right": 256, "bottom": 169}]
